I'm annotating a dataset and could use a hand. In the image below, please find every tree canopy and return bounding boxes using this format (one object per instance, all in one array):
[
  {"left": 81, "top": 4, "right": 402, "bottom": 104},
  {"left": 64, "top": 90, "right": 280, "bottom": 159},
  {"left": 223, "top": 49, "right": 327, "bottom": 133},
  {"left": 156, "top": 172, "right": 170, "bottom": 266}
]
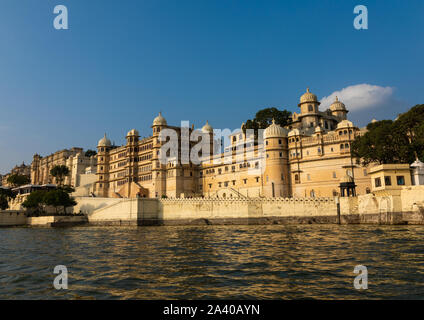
[
  {"left": 85, "top": 150, "right": 97, "bottom": 157},
  {"left": 22, "top": 187, "right": 77, "bottom": 215},
  {"left": 50, "top": 165, "right": 70, "bottom": 186},
  {"left": 6, "top": 174, "right": 30, "bottom": 187},
  {"left": 242, "top": 107, "right": 292, "bottom": 140},
  {"left": 0, "top": 188, "right": 15, "bottom": 210},
  {"left": 351, "top": 104, "right": 424, "bottom": 165}
]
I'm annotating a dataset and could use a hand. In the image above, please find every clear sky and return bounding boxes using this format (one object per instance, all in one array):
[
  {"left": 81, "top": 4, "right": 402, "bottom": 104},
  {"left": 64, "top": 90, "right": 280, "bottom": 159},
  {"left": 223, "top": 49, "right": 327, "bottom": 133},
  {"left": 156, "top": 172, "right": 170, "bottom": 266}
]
[{"left": 0, "top": 0, "right": 423, "bottom": 173}]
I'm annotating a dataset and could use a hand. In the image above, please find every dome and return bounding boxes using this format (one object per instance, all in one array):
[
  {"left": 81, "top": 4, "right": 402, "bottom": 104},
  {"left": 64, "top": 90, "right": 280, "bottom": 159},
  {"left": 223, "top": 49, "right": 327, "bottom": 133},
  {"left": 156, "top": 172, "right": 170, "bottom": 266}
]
[
  {"left": 411, "top": 159, "right": 424, "bottom": 169},
  {"left": 264, "top": 119, "right": 287, "bottom": 139},
  {"left": 336, "top": 120, "right": 354, "bottom": 129},
  {"left": 153, "top": 112, "right": 167, "bottom": 126},
  {"left": 330, "top": 96, "right": 346, "bottom": 111},
  {"left": 201, "top": 120, "right": 213, "bottom": 134},
  {"left": 299, "top": 88, "right": 318, "bottom": 105},
  {"left": 340, "top": 174, "right": 354, "bottom": 183},
  {"left": 98, "top": 133, "right": 111, "bottom": 147},
  {"left": 127, "top": 129, "right": 139, "bottom": 137}
]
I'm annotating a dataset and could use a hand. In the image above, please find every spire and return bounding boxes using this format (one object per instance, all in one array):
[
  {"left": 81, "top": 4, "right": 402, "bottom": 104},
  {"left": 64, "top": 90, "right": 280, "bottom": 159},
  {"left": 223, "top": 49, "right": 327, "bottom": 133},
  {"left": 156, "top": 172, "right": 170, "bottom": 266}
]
[
  {"left": 272, "top": 118, "right": 276, "bottom": 125},
  {"left": 306, "top": 87, "right": 310, "bottom": 93}
]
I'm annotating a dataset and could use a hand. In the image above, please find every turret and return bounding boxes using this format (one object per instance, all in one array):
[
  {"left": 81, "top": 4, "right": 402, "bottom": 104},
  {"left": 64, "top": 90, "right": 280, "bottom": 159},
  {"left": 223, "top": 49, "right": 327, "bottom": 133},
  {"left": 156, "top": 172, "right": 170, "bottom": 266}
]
[
  {"left": 151, "top": 113, "right": 168, "bottom": 197},
  {"left": 298, "top": 88, "right": 320, "bottom": 128},
  {"left": 263, "top": 119, "right": 290, "bottom": 197},
  {"left": 96, "top": 133, "right": 112, "bottom": 197},
  {"left": 330, "top": 96, "right": 348, "bottom": 120}
]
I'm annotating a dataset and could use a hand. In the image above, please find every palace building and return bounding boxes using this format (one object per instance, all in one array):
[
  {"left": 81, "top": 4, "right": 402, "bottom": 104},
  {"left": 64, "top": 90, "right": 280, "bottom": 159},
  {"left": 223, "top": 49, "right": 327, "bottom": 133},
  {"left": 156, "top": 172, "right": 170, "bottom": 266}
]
[
  {"left": 31, "top": 148, "right": 97, "bottom": 188},
  {"left": 94, "top": 88, "right": 372, "bottom": 199},
  {"left": 0, "top": 162, "right": 31, "bottom": 188}
]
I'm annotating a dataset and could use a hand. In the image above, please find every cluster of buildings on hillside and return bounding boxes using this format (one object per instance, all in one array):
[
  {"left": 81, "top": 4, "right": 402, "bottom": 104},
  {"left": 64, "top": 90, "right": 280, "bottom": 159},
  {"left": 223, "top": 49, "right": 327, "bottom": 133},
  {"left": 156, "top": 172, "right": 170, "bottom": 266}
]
[{"left": 2, "top": 88, "right": 424, "bottom": 204}]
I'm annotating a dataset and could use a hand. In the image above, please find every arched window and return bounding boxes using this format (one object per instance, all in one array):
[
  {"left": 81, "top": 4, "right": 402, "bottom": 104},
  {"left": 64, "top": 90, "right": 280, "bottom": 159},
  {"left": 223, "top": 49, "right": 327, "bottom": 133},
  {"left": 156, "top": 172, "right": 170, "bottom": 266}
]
[{"left": 308, "top": 105, "right": 313, "bottom": 112}]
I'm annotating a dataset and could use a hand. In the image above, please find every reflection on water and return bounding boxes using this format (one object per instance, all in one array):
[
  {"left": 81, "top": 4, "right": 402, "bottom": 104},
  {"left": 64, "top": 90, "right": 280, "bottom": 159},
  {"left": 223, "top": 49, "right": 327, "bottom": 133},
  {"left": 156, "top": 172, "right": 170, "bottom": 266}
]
[{"left": 0, "top": 225, "right": 423, "bottom": 299}]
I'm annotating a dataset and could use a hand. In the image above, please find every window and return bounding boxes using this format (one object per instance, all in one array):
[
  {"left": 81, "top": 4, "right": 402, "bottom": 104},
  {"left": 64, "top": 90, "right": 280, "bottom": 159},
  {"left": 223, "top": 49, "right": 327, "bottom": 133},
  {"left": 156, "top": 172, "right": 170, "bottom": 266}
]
[
  {"left": 266, "top": 176, "right": 269, "bottom": 182},
  {"left": 232, "top": 180, "right": 236, "bottom": 186},
  {"left": 333, "top": 172, "right": 337, "bottom": 178},
  {"left": 366, "top": 187, "right": 371, "bottom": 194},
  {"left": 281, "top": 174, "right": 284, "bottom": 181},
  {"left": 340, "top": 144, "right": 344, "bottom": 149},
  {"left": 375, "top": 177, "right": 381, "bottom": 188},
  {"left": 243, "top": 179, "right": 247, "bottom": 184},
  {"left": 308, "top": 105, "right": 313, "bottom": 112},
  {"left": 266, "top": 141, "right": 269, "bottom": 146},
  {"left": 307, "top": 174, "right": 311, "bottom": 181},
  {"left": 279, "top": 152, "right": 283, "bottom": 157},
  {"left": 384, "top": 176, "right": 392, "bottom": 186},
  {"left": 397, "top": 176, "right": 405, "bottom": 186},
  {"left": 255, "top": 177, "right": 259, "bottom": 183},
  {"left": 295, "top": 174, "right": 300, "bottom": 184},
  {"left": 278, "top": 139, "right": 282, "bottom": 145},
  {"left": 363, "top": 169, "right": 368, "bottom": 176},
  {"left": 209, "top": 184, "right": 212, "bottom": 189}
]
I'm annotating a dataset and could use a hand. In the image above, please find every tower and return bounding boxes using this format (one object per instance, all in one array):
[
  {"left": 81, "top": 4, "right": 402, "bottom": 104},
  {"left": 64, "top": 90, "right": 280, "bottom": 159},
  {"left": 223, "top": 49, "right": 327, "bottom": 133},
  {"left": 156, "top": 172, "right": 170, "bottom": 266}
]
[
  {"left": 96, "top": 133, "right": 112, "bottom": 197},
  {"left": 125, "top": 129, "right": 140, "bottom": 197},
  {"left": 330, "top": 96, "right": 348, "bottom": 120},
  {"left": 151, "top": 112, "right": 167, "bottom": 198},
  {"left": 263, "top": 120, "right": 290, "bottom": 197},
  {"left": 298, "top": 88, "right": 320, "bottom": 129},
  {"left": 201, "top": 120, "right": 215, "bottom": 160},
  {"left": 31, "top": 154, "right": 42, "bottom": 185}
]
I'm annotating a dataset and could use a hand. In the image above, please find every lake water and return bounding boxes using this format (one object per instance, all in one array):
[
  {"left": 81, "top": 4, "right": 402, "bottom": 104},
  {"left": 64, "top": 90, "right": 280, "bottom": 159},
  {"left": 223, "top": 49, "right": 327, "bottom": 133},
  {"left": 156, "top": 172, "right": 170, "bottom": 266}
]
[{"left": 0, "top": 224, "right": 423, "bottom": 299}]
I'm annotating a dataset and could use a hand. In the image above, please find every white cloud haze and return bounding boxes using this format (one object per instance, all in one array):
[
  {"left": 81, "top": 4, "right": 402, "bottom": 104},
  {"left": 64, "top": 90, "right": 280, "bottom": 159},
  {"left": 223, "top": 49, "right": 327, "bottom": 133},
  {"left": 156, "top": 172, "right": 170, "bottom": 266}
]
[{"left": 320, "top": 84, "right": 394, "bottom": 111}]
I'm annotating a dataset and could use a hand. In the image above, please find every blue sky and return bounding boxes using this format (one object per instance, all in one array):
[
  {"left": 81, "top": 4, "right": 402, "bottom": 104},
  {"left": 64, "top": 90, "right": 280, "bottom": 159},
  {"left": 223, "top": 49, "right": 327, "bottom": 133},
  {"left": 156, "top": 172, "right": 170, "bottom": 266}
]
[{"left": 0, "top": 0, "right": 423, "bottom": 173}]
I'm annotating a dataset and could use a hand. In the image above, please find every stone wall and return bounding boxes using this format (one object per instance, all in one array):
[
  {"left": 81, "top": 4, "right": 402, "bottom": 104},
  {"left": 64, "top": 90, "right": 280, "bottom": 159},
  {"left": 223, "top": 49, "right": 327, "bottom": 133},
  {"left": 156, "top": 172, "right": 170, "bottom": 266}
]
[
  {"left": 73, "top": 186, "right": 424, "bottom": 226},
  {"left": 27, "top": 215, "right": 88, "bottom": 227},
  {"left": 0, "top": 211, "right": 27, "bottom": 226},
  {"left": 156, "top": 197, "right": 338, "bottom": 225}
]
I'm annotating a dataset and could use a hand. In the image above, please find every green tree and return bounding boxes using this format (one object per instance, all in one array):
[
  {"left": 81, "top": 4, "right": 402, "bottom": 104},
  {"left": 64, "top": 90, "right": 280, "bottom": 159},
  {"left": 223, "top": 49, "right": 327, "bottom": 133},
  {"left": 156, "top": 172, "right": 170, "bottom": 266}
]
[
  {"left": 242, "top": 107, "right": 292, "bottom": 141},
  {"left": 0, "top": 188, "right": 15, "bottom": 210},
  {"left": 85, "top": 150, "right": 97, "bottom": 157},
  {"left": 22, "top": 190, "right": 48, "bottom": 214},
  {"left": 6, "top": 174, "right": 30, "bottom": 187},
  {"left": 351, "top": 105, "right": 424, "bottom": 165},
  {"left": 0, "top": 196, "right": 9, "bottom": 211},
  {"left": 50, "top": 165, "right": 70, "bottom": 186},
  {"left": 394, "top": 104, "right": 424, "bottom": 160},
  {"left": 43, "top": 189, "right": 77, "bottom": 215}
]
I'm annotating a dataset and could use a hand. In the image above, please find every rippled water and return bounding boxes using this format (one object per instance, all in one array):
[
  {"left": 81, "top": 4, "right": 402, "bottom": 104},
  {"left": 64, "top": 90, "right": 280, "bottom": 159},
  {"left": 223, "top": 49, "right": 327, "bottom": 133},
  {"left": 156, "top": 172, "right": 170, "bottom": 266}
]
[{"left": 0, "top": 224, "right": 423, "bottom": 299}]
